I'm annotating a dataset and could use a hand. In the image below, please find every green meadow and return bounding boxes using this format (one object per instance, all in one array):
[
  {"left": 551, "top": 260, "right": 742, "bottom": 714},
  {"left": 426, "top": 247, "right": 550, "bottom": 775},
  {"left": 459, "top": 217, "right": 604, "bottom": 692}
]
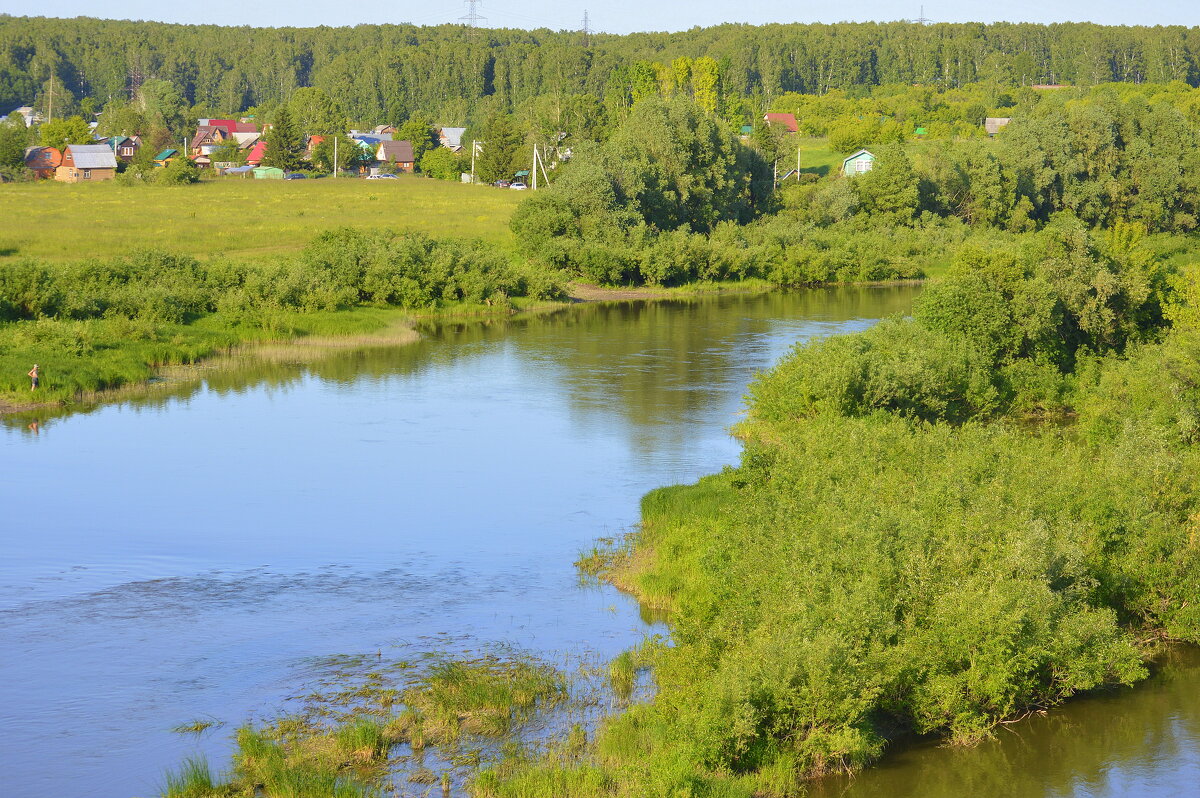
[{"left": 0, "top": 176, "right": 523, "bottom": 261}]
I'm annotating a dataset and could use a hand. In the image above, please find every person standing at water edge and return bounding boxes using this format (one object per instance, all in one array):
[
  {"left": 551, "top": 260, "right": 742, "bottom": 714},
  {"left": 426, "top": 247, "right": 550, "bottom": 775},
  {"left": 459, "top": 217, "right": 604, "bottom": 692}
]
[{"left": 28, "top": 364, "right": 38, "bottom": 390}]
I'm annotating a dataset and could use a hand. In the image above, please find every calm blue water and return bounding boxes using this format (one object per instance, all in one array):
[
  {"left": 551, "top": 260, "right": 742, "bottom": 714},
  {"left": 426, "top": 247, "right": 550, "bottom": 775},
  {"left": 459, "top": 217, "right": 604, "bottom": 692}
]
[{"left": 0, "top": 289, "right": 916, "bottom": 797}]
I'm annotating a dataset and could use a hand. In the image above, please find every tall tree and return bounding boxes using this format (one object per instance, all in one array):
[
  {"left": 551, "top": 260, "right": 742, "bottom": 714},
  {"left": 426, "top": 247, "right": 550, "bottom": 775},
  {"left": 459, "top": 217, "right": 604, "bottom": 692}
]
[
  {"left": 262, "top": 106, "right": 305, "bottom": 171},
  {"left": 38, "top": 116, "right": 91, "bottom": 151},
  {"left": 476, "top": 114, "right": 525, "bottom": 184}
]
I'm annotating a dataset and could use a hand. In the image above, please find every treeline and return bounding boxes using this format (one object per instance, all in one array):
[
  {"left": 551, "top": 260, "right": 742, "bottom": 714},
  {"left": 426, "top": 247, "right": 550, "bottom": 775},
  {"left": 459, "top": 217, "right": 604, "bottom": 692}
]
[
  {"left": 0, "top": 229, "right": 563, "bottom": 399},
  {"left": 2, "top": 16, "right": 1199, "bottom": 129},
  {"left": 479, "top": 208, "right": 1200, "bottom": 798},
  {"left": 509, "top": 87, "right": 1200, "bottom": 288}
]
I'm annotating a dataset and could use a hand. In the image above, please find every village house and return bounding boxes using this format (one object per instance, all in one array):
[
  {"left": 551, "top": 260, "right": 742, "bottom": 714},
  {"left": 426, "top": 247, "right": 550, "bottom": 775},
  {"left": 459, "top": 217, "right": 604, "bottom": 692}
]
[
  {"left": 984, "top": 117, "right": 1012, "bottom": 137},
  {"left": 23, "top": 146, "right": 62, "bottom": 178},
  {"left": 372, "top": 124, "right": 398, "bottom": 136},
  {"left": 437, "top": 126, "right": 467, "bottom": 152},
  {"left": 154, "top": 148, "right": 179, "bottom": 167},
  {"left": 376, "top": 140, "right": 415, "bottom": 172},
  {"left": 55, "top": 144, "right": 118, "bottom": 182},
  {"left": 764, "top": 112, "right": 799, "bottom": 134},
  {"left": 245, "top": 141, "right": 267, "bottom": 166},
  {"left": 8, "top": 105, "right": 41, "bottom": 127},
  {"left": 842, "top": 149, "right": 876, "bottom": 176},
  {"left": 104, "top": 135, "right": 141, "bottom": 163},
  {"left": 190, "top": 119, "right": 261, "bottom": 166}
]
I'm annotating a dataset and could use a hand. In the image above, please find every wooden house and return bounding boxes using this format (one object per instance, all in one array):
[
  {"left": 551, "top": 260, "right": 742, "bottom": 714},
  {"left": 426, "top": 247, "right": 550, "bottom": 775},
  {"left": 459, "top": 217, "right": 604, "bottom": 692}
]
[
  {"left": 764, "top": 113, "right": 799, "bottom": 134},
  {"left": 23, "top": 146, "right": 62, "bottom": 178},
  {"left": 437, "top": 127, "right": 466, "bottom": 152},
  {"left": 154, "top": 149, "right": 179, "bottom": 167},
  {"left": 842, "top": 149, "right": 876, "bottom": 176},
  {"left": 984, "top": 117, "right": 1011, "bottom": 137},
  {"left": 106, "top": 135, "right": 141, "bottom": 163},
  {"left": 55, "top": 144, "right": 118, "bottom": 182},
  {"left": 373, "top": 125, "right": 398, "bottom": 136},
  {"left": 376, "top": 140, "right": 415, "bottom": 172}
]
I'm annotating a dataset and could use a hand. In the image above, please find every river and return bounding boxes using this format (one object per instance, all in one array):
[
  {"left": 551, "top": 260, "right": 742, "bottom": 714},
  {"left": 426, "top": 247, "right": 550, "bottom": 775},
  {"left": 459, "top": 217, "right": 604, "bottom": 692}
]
[{"left": 1, "top": 286, "right": 1196, "bottom": 798}]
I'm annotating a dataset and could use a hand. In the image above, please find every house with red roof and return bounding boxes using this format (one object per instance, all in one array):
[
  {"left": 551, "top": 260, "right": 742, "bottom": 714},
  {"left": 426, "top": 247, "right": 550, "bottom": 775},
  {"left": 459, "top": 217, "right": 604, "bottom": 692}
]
[
  {"left": 764, "top": 113, "right": 799, "bottom": 134},
  {"left": 246, "top": 140, "right": 268, "bottom": 166},
  {"left": 24, "top": 146, "right": 62, "bottom": 178}
]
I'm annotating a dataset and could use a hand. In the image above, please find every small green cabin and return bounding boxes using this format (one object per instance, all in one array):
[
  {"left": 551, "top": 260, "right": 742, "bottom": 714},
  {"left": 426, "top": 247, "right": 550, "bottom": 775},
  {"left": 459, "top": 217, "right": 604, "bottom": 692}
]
[{"left": 842, "top": 149, "right": 876, "bottom": 176}]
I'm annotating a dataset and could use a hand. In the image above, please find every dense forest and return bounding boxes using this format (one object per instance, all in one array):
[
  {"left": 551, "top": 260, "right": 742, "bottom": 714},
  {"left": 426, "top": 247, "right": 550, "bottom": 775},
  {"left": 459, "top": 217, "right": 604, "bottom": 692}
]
[{"left": 2, "top": 16, "right": 1200, "bottom": 128}]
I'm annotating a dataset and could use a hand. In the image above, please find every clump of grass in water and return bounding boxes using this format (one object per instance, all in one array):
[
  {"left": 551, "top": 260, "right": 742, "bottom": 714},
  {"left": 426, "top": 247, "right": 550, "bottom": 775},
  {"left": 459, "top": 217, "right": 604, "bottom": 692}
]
[
  {"left": 172, "top": 718, "right": 221, "bottom": 735},
  {"left": 396, "top": 655, "right": 569, "bottom": 745},
  {"left": 160, "top": 756, "right": 223, "bottom": 798},
  {"left": 607, "top": 652, "right": 635, "bottom": 702}
]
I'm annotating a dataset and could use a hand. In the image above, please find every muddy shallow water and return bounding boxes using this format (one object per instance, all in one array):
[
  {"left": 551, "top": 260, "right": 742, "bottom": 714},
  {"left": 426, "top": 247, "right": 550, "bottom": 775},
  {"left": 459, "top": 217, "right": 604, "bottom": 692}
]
[{"left": 2, "top": 286, "right": 1196, "bottom": 798}]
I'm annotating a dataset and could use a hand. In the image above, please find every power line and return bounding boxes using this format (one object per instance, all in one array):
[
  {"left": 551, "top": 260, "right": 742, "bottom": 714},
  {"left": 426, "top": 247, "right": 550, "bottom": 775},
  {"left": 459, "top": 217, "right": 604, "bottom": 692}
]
[{"left": 460, "top": 0, "right": 487, "bottom": 30}]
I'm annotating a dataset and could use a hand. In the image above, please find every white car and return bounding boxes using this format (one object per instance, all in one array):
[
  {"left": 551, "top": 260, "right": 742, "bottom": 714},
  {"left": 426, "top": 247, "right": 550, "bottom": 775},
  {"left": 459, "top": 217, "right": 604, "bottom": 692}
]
[
  {"left": 366, "top": 173, "right": 398, "bottom": 180},
  {"left": 510, "top": 182, "right": 528, "bottom": 190}
]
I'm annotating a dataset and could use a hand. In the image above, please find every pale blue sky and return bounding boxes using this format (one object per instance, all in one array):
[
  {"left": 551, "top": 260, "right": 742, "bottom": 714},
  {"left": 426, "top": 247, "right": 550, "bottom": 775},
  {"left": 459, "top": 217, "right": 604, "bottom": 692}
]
[{"left": 3, "top": 1, "right": 1195, "bottom": 35}]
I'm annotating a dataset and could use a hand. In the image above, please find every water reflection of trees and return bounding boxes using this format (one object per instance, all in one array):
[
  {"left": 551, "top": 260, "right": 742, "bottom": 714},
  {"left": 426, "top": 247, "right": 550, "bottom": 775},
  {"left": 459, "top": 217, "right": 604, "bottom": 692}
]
[
  {"left": 5, "top": 287, "right": 920, "bottom": 440},
  {"left": 813, "top": 647, "right": 1200, "bottom": 798}
]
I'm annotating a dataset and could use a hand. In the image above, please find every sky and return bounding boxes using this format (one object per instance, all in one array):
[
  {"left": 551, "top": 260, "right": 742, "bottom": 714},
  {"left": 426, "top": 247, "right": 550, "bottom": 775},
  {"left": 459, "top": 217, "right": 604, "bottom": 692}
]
[{"left": 2, "top": 1, "right": 1196, "bottom": 35}]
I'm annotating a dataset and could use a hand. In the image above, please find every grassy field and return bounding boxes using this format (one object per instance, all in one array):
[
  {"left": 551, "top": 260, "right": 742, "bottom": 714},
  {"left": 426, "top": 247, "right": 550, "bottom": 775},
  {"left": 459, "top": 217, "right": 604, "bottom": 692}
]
[{"left": 0, "top": 176, "right": 524, "bottom": 262}]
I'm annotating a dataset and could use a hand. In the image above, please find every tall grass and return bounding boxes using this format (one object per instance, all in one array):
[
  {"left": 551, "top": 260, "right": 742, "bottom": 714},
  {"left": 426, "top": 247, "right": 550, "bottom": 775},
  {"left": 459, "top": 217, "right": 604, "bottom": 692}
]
[{"left": 160, "top": 756, "right": 222, "bottom": 798}]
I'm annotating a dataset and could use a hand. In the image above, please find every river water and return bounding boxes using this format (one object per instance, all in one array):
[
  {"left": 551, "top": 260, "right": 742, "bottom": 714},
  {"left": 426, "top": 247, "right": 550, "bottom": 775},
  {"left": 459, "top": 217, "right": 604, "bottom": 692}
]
[{"left": 1, "top": 286, "right": 1196, "bottom": 798}]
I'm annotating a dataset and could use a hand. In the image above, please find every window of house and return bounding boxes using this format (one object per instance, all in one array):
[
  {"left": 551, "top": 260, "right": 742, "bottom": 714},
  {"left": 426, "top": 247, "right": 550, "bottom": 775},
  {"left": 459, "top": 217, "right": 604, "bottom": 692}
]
[
  {"left": 83, "top": 169, "right": 91, "bottom": 179},
  {"left": 856, "top": 160, "right": 871, "bottom": 172}
]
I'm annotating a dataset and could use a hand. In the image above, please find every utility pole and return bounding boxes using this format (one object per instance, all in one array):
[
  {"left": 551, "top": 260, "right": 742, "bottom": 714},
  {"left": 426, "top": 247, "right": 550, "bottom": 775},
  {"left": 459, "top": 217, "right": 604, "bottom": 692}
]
[
  {"left": 532, "top": 143, "right": 538, "bottom": 190},
  {"left": 333, "top": 135, "right": 338, "bottom": 176},
  {"left": 461, "top": 0, "right": 486, "bottom": 31},
  {"left": 581, "top": 10, "right": 591, "bottom": 48},
  {"left": 471, "top": 139, "right": 480, "bottom": 184}
]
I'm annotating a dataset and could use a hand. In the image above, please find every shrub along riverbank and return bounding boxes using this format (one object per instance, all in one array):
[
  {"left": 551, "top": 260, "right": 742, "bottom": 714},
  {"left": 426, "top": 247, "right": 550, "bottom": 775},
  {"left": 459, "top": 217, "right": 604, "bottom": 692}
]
[
  {"left": 0, "top": 228, "right": 565, "bottom": 406},
  {"left": 470, "top": 216, "right": 1200, "bottom": 796}
]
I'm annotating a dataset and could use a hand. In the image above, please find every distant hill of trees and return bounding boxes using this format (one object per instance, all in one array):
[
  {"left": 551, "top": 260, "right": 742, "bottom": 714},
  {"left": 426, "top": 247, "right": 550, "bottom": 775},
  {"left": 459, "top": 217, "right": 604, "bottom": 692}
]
[{"left": 2, "top": 16, "right": 1198, "bottom": 130}]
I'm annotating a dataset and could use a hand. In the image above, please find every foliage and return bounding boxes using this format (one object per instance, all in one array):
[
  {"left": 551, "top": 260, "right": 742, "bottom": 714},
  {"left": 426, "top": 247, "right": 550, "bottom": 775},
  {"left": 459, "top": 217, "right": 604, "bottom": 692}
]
[
  {"left": 0, "top": 115, "right": 29, "bottom": 169},
  {"left": 287, "top": 86, "right": 345, "bottom": 136},
  {"left": 0, "top": 227, "right": 564, "bottom": 403},
  {"left": 419, "top": 146, "right": 466, "bottom": 181},
  {"left": 476, "top": 113, "right": 525, "bottom": 184},
  {"left": 37, "top": 115, "right": 90, "bottom": 151},
  {"left": 262, "top": 106, "right": 304, "bottom": 171},
  {"left": 395, "top": 116, "right": 437, "bottom": 164},
  {"left": 154, "top": 155, "right": 201, "bottom": 184}
]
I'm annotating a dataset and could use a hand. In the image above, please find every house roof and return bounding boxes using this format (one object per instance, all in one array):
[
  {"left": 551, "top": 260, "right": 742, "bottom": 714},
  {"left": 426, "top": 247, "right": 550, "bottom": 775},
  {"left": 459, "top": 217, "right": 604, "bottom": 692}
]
[
  {"left": 199, "top": 118, "right": 259, "bottom": 134},
  {"left": 246, "top": 141, "right": 268, "bottom": 163},
  {"left": 353, "top": 134, "right": 388, "bottom": 145},
  {"left": 842, "top": 149, "right": 875, "bottom": 164},
  {"left": 764, "top": 113, "right": 799, "bottom": 133},
  {"left": 24, "top": 146, "right": 62, "bottom": 168},
  {"left": 377, "top": 140, "right": 414, "bottom": 162},
  {"left": 984, "top": 117, "right": 1012, "bottom": 135},
  {"left": 438, "top": 127, "right": 466, "bottom": 148},
  {"left": 155, "top": 149, "right": 179, "bottom": 160},
  {"left": 233, "top": 132, "right": 261, "bottom": 148},
  {"left": 66, "top": 144, "right": 118, "bottom": 168},
  {"left": 373, "top": 125, "right": 397, "bottom": 134}
]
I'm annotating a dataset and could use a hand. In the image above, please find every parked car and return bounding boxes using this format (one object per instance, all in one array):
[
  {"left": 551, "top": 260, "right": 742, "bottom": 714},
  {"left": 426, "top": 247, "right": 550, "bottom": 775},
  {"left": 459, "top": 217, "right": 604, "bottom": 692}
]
[
  {"left": 493, "top": 179, "right": 511, "bottom": 188},
  {"left": 284, "top": 172, "right": 307, "bottom": 180},
  {"left": 510, "top": 182, "right": 528, "bottom": 190},
  {"left": 366, "top": 173, "right": 398, "bottom": 180}
]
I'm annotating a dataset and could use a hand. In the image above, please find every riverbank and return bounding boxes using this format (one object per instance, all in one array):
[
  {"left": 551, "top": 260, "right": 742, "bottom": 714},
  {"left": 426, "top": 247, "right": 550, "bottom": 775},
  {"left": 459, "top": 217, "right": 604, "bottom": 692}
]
[{"left": 471, "top": 217, "right": 1200, "bottom": 796}]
